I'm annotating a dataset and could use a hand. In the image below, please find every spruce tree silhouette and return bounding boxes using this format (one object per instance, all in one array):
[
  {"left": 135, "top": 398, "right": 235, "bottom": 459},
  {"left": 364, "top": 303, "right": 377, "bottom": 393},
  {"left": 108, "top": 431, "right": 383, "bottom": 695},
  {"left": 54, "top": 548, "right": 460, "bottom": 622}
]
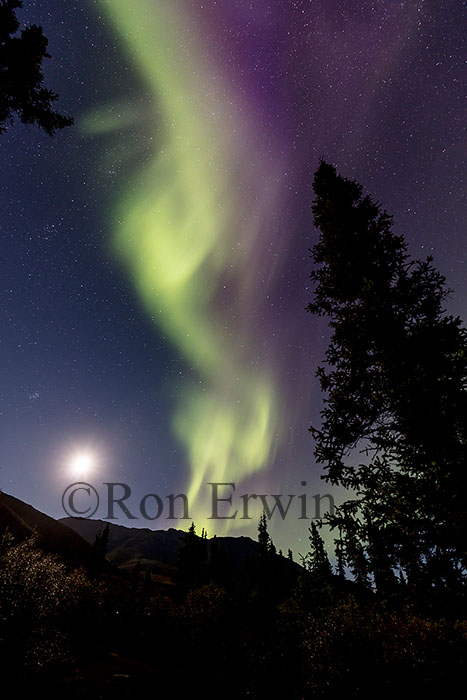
[
  {"left": 304, "top": 522, "right": 332, "bottom": 581},
  {"left": 175, "top": 522, "right": 208, "bottom": 597},
  {"left": 86, "top": 522, "right": 109, "bottom": 576},
  {"left": 308, "top": 160, "right": 467, "bottom": 605}
]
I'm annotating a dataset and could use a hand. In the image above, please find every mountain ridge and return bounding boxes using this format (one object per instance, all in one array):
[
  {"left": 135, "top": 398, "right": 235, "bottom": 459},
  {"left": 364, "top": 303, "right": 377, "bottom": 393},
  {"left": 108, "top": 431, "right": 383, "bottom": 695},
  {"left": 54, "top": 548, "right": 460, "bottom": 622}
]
[
  {"left": 0, "top": 490, "right": 266, "bottom": 577},
  {"left": 61, "top": 515, "right": 261, "bottom": 575},
  {"left": 0, "top": 490, "right": 90, "bottom": 565}
]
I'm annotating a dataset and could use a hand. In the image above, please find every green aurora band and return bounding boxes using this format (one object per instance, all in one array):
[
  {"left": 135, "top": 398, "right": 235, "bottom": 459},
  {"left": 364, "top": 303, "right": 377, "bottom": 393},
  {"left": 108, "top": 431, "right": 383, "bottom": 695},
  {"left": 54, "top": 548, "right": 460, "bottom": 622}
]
[{"left": 85, "top": 0, "right": 283, "bottom": 529}]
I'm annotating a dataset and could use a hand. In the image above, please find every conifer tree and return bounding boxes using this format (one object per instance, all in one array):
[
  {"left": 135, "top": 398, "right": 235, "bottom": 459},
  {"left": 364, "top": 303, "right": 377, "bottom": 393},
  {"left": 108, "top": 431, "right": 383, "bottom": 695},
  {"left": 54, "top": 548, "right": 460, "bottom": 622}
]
[
  {"left": 334, "top": 537, "right": 345, "bottom": 580},
  {"left": 86, "top": 522, "right": 109, "bottom": 576},
  {"left": 305, "top": 522, "right": 332, "bottom": 580},
  {"left": 257, "top": 510, "right": 271, "bottom": 554},
  {"left": 175, "top": 522, "right": 208, "bottom": 596},
  {"left": 308, "top": 160, "right": 467, "bottom": 599}
]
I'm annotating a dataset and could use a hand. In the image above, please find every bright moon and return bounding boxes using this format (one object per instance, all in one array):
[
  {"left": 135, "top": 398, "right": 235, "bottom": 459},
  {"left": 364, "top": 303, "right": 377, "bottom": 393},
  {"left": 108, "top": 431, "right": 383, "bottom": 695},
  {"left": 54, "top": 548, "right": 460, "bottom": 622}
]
[{"left": 69, "top": 452, "right": 95, "bottom": 477}]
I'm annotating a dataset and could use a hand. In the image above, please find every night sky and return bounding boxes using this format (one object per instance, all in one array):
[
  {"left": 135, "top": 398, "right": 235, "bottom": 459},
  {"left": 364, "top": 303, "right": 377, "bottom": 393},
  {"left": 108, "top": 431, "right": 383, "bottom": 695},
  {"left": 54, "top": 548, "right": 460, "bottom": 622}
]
[{"left": 0, "top": 0, "right": 465, "bottom": 554}]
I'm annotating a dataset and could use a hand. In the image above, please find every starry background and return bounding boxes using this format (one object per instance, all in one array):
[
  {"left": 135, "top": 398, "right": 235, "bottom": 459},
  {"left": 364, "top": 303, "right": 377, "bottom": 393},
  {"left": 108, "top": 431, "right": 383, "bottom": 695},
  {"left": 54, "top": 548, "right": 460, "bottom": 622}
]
[{"left": 0, "top": 0, "right": 465, "bottom": 554}]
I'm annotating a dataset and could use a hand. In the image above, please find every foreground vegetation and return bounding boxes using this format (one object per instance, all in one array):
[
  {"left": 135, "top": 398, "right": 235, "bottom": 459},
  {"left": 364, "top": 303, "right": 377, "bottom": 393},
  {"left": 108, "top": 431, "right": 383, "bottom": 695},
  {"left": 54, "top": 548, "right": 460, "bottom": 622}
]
[{"left": 0, "top": 519, "right": 465, "bottom": 699}]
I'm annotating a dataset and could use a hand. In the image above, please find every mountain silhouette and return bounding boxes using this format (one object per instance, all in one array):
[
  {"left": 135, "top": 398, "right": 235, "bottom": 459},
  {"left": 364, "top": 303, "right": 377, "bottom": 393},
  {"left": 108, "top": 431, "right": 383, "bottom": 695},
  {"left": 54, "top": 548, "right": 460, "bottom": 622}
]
[
  {"left": 0, "top": 490, "right": 90, "bottom": 564},
  {"left": 0, "top": 490, "right": 290, "bottom": 580},
  {"left": 61, "top": 516, "right": 261, "bottom": 576}
]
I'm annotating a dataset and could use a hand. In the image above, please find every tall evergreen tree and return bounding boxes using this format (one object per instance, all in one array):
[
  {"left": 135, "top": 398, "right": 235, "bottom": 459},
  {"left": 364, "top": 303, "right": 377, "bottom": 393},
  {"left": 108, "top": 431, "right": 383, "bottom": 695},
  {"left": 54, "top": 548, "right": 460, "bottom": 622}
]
[
  {"left": 175, "top": 522, "right": 208, "bottom": 596},
  {"left": 208, "top": 534, "right": 229, "bottom": 587},
  {"left": 251, "top": 511, "right": 283, "bottom": 604},
  {"left": 308, "top": 160, "right": 467, "bottom": 600},
  {"left": 86, "top": 522, "right": 109, "bottom": 576},
  {"left": 304, "top": 522, "right": 332, "bottom": 581},
  {"left": 257, "top": 510, "right": 272, "bottom": 554},
  {"left": 334, "top": 536, "right": 346, "bottom": 580}
]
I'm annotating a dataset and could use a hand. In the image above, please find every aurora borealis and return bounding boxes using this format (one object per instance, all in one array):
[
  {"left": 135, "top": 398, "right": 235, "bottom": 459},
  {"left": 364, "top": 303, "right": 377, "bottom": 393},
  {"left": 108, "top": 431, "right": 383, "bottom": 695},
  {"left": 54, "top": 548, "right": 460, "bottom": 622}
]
[
  {"left": 84, "top": 0, "right": 282, "bottom": 526},
  {"left": 0, "top": 0, "right": 465, "bottom": 552}
]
